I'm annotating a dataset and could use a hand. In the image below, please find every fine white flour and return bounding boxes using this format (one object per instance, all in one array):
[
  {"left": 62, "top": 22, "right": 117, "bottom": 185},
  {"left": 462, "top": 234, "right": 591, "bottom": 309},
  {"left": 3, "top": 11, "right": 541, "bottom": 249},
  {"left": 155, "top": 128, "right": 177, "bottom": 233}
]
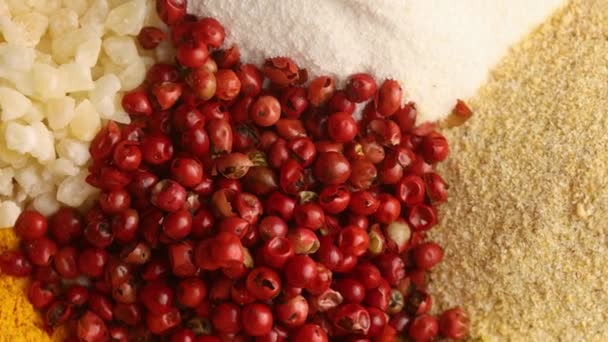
[{"left": 189, "top": 0, "right": 564, "bottom": 123}]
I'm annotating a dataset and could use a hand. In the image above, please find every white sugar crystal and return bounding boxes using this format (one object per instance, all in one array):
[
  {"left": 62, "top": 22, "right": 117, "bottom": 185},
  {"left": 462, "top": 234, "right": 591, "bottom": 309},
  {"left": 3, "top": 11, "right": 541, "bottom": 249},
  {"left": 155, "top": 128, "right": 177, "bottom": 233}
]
[
  {"left": 76, "top": 37, "right": 102, "bottom": 68},
  {"left": 48, "top": 158, "right": 80, "bottom": 177},
  {"left": 21, "top": 102, "right": 45, "bottom": 124},
  {"left": 103, "top": 36, "right": 140, "bottom": 66},
  {"left": 32, "top": 192, "right": 60, "bottom": 216},
  {"left": 0, "top": 68, "right": 34, "bottom": 96},
  {"left": 32, "top": 63, "right": 64, "bottom": 99},
  {"left": 63, "top": 0, "right": 88, "bottom": 16},
  {"left": 56, "top": 138, "right": 90, "bottom": 166},
  {"left": 0, "top": 124, "right": 29, "bottom": 168},
  {"left": 14, "top": 163, "right": 51, "bottom": 196},
  {"left": 0, "top": 200, "right": 21, "bottom": 228},
  {"left": 105, "top": 0, "right": 147, "bottom": 36},
  {"left": 28, "top": 0, "right": 61, "bottom": 14},
  {"left": 81, "top": 0, "right": 110, "bottom": 28},
  {"left": 0, "top": 86, "right": 31, "bottom": 120},
  {"left": 0, "top": 167, "right": 14, "bottom": 197},
  {"left": 57, "top": 171, "right": 98, "bottom": 207},
  {"left": 4, "top": 121, "right": 37, "bottom": 154},
  {"left": 46, "top": 96, "right": 76, "bottom": 130},
  {"left": 14, "top": 12, "right": 49, "bottom": 46},
  {"left": 89, "top": 73, "right": 121, "bottom": 118},
  {"left": 30, "top": 121, "right": 55, "bottom": 163},
  {"left": 0, "top": 43, "right": 35, "bottom": 71},
  {"left": 119, "top": 57, "right": 146, "bottom": 91},
  {"left": 59, "top": 62, "right": 95, "bottom": 93},
  {"left": 48, "top": 8, "right": 79, "bottom": 39},
  {"left": 51, "top": 28, "right": 94, "bottom": 64},
  {"left": 71, "top": 99, "right": 101, "bottom": 141}
]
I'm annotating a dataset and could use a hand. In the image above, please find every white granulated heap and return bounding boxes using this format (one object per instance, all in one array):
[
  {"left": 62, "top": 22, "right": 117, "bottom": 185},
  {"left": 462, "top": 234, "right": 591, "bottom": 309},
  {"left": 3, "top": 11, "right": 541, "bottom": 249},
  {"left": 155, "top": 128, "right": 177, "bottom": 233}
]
[{"left": 189, "top": 0, "right": 563, "bottom": 123}]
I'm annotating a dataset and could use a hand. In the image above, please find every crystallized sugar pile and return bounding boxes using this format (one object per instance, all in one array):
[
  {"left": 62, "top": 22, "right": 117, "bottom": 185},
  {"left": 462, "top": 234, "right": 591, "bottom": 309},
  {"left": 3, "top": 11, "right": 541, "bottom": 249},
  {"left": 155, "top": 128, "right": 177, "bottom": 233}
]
[{"left": 189, "top": 0, "right": 564, "bottom": 123}]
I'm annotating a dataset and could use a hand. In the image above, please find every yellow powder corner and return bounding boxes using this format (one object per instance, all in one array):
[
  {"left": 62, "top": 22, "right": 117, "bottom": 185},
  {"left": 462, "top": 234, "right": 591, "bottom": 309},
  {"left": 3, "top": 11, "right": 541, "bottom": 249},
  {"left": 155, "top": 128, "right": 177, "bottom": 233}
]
[{"left": 0, "top": 229, "right": 64, "bottom": 342}]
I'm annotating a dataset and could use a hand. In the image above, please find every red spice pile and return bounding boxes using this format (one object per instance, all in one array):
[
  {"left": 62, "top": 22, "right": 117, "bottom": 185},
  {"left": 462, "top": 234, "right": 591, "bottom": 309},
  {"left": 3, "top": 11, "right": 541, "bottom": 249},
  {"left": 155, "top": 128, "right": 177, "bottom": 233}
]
[{"left": 0, "top": 0, "right": 471, "bottom": 341}]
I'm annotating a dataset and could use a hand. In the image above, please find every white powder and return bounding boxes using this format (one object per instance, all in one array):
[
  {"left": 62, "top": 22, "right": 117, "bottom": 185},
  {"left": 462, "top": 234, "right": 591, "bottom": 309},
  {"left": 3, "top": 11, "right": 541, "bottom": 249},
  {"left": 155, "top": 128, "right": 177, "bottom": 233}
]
[{"left": 188, "top": 0, "right": 564, "bottom": 123}]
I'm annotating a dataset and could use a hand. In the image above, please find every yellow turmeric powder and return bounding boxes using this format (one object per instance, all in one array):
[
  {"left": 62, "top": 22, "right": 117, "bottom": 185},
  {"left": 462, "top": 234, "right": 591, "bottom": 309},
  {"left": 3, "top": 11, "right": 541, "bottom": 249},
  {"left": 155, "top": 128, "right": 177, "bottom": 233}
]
[{"left": 0, "top": 229, "right": 64, "bottom": 342}]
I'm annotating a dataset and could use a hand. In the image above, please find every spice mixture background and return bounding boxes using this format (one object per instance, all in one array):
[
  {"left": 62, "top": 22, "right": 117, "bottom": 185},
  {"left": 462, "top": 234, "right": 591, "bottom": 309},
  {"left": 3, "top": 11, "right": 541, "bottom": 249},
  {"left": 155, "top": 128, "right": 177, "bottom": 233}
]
[{"left": 430, "top": 0, "right": 608, "bottom": 340}]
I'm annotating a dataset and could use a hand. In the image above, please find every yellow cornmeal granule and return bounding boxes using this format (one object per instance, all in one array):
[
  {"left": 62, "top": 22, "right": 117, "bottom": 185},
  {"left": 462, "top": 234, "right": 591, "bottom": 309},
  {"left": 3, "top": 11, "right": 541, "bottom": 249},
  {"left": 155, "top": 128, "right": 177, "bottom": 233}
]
[
  {"left": 0, "top": 230, "right": 64, "bottom": 342},
  {"left": 430, "top": 0, "right": 608, "bottom": 340}
]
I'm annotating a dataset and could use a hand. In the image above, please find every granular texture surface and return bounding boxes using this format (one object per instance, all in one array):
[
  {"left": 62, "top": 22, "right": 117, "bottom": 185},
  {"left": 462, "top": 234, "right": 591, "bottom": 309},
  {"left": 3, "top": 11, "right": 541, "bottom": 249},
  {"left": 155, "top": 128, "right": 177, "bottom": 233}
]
[{"left": 430, "top": 0, "right": 608, "bottom": 340}]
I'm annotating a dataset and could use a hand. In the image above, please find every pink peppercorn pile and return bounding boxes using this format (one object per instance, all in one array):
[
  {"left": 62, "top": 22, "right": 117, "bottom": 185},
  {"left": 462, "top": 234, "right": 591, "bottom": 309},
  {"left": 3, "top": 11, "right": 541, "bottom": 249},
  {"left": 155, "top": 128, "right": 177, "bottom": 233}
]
[{"left": 0, "top": 0, "right": 471, "bottom": 341}]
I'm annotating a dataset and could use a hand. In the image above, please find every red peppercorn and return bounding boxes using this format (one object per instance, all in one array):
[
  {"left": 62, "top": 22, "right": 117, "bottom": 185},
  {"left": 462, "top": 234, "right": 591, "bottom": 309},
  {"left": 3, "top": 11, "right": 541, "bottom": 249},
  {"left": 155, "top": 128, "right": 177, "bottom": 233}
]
[
  {"left": 412, "top": 242, "right": 443, "bottom": 270},
  {"left": 292, "top": 324, "right": 328, "bottom": 342},
  {"left": 335, "top": 278, "right": 367, "bottom": 305},
  {"left": 14, "top": 210, "right": 47, "bottom": 241},
  {"left": 24, "top": 237, "right": 57, "bottom": 267},
  {"left": 375, "top": 79, "right": 402, "bottom": 117},
  {"left": 215, "top": 69, "right": 241, "bottom": 101},
  {"left": 53, "top": 246, "right": 80, "bottom": 279},
  {"left": 276, "top": 295, "right": 309, "bottom": 328},
  {"left": 141, "top": 133, "right": 174, "bottom": 165},
  {"left": 77, "top": 311, "right": 109, "bottom": 342},
  {"left": 99, "top": 189, "right": 131, "bottom": 214},
  {"left": 156, "top": 0, "right": 186, "bottom": 25},
  {"left": 421, "top": 132, "right": 449, "bottom": 162},
  {"left": 122, "top": 89, "right": 153, "bottom": 116},
  {"left": 250, "top": 95, "right": 281, "bottom": 127},
  {"left": 284, "top": 255, "right": 318, "bottom": 288},
  {"left": 78, "top": 248, "right": 108, "bottom": 278},
  {"left": 308, "top": 76, "right": 335, "bottom": 107},
  {"left": 236, "top": 64, "right": 264, "bottom": 96},
  {"left": 337, "top": 226, "right": 370, "bottom": 257},
  {"left": 113, "top": 141, "right": 142, "bottom": 171},
  {"left": 280, "top": 86, "right": 308, "bottom": 118},
  {"left": 246, "top": 267, "right": 282, "bottom": 301},
  {"left": 140, "top": 281, "right": 174, "bottom": 315},
  {"left": 314, "top": 151, "right": 352, "bottom": 185},
  {"left": 90, "top": 121, "right": 121, "bottom": 161},
  {"left": 177, "top": 277, "right": 207, "bottom": 308},
  {"left": 27, "top": 280, "right": 55, "bottom": 309},
  {"left": 327, "top": 112, "right": 358, "bottom": 143},
  {"left": 263, "top": 57, "right": 300, "bottom": 86},
  {"left": 146, "top": 308, "right": 182, "bottom": 335},
  {"left": 214, "top": 44, "right": 240, "bottom": 68},
  {"left": 177, "top": 40, "right": 209, "bottom": 68},
  {"left": 346, "top": 73, "right": 377, "bottom": 103},
  {"left": 407, "top": 204, "right": 437, "bottom": 231},
  {"left": 49, "top": 207, "right": 83, "bottom": 245},
  {"left": 65, "top": 284, "right": 89, "bottom": 307},
  {"left": 192, "top": 17, "right": 225, "bottom": 48},
  {"left": 439, "top": 307, "right": 470, "bottom": 340},
  {"left": 241, "top": 303, "right": 274, "bottom": 336},
  {"left": 151, "top": 179, "right": 187, "bottom": 212},
  {"left": 373, "top": 194, "right": 402, "bottom": 224},
  {"left": 408, "top": 314, "right": 439, "bottom": 342},
  {"left": 212, "top": 302, "right": 242, "bottom": 334},
  {"left": 261, "top": 236, "right": 294, "bottom": 269}
]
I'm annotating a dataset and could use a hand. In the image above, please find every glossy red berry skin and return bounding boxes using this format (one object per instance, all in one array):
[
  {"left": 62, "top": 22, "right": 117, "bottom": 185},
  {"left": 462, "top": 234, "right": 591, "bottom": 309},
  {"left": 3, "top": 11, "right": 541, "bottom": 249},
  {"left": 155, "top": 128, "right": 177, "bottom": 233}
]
[
  {"left": 0, "top": 250, "right": 33, "bottom": 277},
  {"left": 276, "top": 295, "right": 309, "bottom": 328},
  {"left": 246, "top": 267, "right": 282, "bottom": 301},
  {"left": 439, "top": 307, "right": 471, "bottom": 340},
  {"left": 211, "top": 302, "right": 242, "bottom": 334},
  {"left": 292, "top": 324, "right": 328, "bottom": 342},
  {"left": 241, "top": 303, "right": 274, "bottom": 336},
  {"left": 284, "top": 255, "right": 318, "bottom": 288},
  {"left": 408, "top": 314, "right": 439, "bottom": 342},
  {"left": 49, "top": 208, "right": 83, "bottom": 245},
  {"left": 140, "top": 281, "right": 174, "bottom": 315},
  {"left": 412, "top": 242, "right": 444, "bottom": 270},
  {"left": 14, "top": 210, "right": 48, "bottom": 241},
  {"left": 24, "top": 238, "right": 57, "bottom": 267}
]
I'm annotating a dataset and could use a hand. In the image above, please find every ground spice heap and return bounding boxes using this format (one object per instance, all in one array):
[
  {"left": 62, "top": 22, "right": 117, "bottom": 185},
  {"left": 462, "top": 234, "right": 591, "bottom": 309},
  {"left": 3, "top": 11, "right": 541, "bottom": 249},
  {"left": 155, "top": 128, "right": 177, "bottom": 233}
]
[{"left": 430, "top": 0, "right": 608, "bottom": 340}]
